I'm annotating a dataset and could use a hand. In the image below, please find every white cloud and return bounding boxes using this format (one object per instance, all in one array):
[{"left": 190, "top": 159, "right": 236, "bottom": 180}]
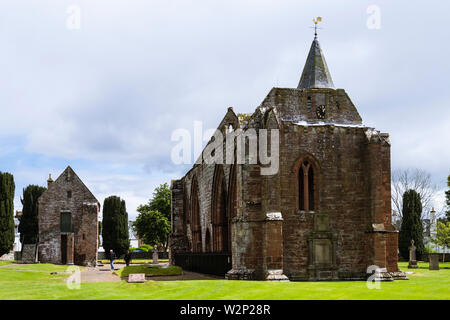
[{"left": 0, "top": 0, "right": 449, "bottom": 219}]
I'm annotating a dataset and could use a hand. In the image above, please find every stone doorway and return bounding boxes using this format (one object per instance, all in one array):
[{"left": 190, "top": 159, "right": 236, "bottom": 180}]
[{"left": 61, "top": 235, "right": 67, "bottom": 264}]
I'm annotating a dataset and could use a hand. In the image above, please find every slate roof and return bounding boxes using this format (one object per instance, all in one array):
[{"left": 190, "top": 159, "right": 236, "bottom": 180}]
[{"left": 297, "top": 37, "right": 335, "bottom": 89}]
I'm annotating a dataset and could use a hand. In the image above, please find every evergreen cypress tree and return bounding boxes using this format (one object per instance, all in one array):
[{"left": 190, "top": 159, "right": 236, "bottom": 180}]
[
  {"left": 0, "top": 172, "right": 15, "bottom": 256},
  {"left": 102, "top": 196, "right": 129, "bottom": 257},
  {"left": 18, "top": 185, "right": 46, "bottom": 245},
  {"left": 399, "top": 189, "right": 424, "bottom": 260}
]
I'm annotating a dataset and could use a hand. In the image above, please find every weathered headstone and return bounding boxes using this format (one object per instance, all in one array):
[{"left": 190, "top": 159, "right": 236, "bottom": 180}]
[
  {"left": 429, "top": 253, "right": 439, "bottom": 270},
  {"left": 408, "top": 240, "right": 418, "bottom": 269},
  {"left": 21, "top": 244, "right": 37, "bottom": 264},
  {"left": 127, "top": 273, "right": 146, "bottom": 283},
  {"left": 152, "top": 250, "right": 158, "bottom": 264}
]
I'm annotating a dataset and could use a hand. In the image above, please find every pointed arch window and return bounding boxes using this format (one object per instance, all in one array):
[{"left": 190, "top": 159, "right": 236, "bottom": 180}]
[
  {"left": 191, "top": 179, "right": 202, "bottom": 252},
  {"left": 299, "top": 161, "right": 315, "bottom": 211},
  {"left": 212, "top": 166, "right": 231, "bottom": 253}
]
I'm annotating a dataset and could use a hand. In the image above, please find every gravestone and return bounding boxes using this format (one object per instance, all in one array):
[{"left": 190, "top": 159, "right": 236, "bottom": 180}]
[
  {"left": 128, "top": 273, "right": 146, "bottom": 283},
  {"left": 152, "top": 250, "right": 158, "bottom": 264},
  {"left": 21, "top": 244, "right": 37, "bottom": 264},
  {"left": 429, "top": 253, "right": 439, "bottom": 270},
  {"left": 408, "top": 240, "right": 418, "bottom": 269}
]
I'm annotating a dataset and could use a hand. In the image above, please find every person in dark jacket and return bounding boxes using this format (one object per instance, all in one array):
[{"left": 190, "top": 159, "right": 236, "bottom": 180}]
[
  {"left": 109, "top": 250, "right": 116, "bottom": 270},
  {"left": 124, "top": 250, "right": 132, "bottom": 267}
]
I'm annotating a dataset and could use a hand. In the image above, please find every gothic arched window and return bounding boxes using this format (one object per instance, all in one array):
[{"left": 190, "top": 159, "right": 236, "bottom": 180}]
[
  {"left": 298, "top": 161, "right": 315, "bottom": 211},
  {"left": 212, "top": 165, "right": 230, "bottom": 253},
  {"left": 191, "top": 178, "right": 202, "bottom": 252}
]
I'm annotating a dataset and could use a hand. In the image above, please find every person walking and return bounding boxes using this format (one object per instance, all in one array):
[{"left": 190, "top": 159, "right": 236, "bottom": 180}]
[
  {"left": 124, "top": 250, "right": 132, "bottom": 267},
  {"left": 109, "top": 249, "right": 116, "bottom": 271}
]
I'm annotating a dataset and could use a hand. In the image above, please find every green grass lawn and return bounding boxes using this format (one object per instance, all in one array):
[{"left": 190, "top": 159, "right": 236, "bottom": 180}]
[
  {"left": 0, "top": 261, "right": 16, "bottom": 266},
  {"left": 1, "top": 263, "right": 83, "bottom": 272},
  {"left": 0, "top": 261, "right": 448, "bottom": 300},
  {"left": 116, "top": 265, "right": 182, "bottom": 278}
]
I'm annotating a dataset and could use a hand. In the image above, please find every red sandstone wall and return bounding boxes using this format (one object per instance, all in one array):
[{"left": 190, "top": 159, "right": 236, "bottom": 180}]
[{"left": 170, "top": 87, "right": 398, "bottom": 280}]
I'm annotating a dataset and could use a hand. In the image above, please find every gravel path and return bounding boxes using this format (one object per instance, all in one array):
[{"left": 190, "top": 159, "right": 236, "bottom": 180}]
[{"left": 80, "top": 266, "right": 121, "bottom": 282}]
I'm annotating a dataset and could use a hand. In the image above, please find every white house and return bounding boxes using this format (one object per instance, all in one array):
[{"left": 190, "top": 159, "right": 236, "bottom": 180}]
[{"left": 129, "top": 221, "right": 141, "bottom": 248}]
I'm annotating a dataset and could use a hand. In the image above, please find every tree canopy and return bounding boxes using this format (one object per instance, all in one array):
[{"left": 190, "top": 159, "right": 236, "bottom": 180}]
[
  {"left": 133, "top": 209, "right": 170, "bottom": 248},
  {"left": 398, "top": 189, "right": 424, "bottom": 260},
  {"left": 133, "top": 183, "right": 171, "bottom": 249},
  {"left": 140, "top": 183, "right": 171, "bottom": 221},
  {"left": 0, "top": 172, "right": 15, "bottom": 256},
  {"left": 391, "top": 169, "right": 436, "bottom": 222},
  {"left": 102, "top": 196, "right": 129, "bottom": 257},
  {"left": 431, "top": 221, "right": 450, "bottom": 261},
  {"left": 18, "top": 185, "right": 46, "bottom": 245}
]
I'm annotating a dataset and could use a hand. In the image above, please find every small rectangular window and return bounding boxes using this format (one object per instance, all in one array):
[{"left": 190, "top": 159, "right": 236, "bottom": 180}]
[
  {"left": 61, "top": 212, "right": 72, "bottom": 233},
  {"left": 67, "top": 191, "right": 72, "bottom": 198}
]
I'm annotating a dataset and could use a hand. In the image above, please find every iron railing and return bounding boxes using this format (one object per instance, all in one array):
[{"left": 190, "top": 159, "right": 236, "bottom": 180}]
[{"left": 173, "top": 252, "right": 232, "bottom": 276}]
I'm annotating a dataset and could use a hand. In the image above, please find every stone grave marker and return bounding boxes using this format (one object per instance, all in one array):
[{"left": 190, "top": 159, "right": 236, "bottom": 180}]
[
  {"left": 408, "top": 240, "right": 418, "bottom": 269},
  {"left": 152, "top": 250, "right": 158, "bottom": 264},
  {"left": 128, "top": 273, "right": 146, "bottom": 283},
  {"left": 429, "top": 253, "right": 439, "bottom": 270},
  {"left": 21, "top": 244, "right": 37, "bottom": 264}
]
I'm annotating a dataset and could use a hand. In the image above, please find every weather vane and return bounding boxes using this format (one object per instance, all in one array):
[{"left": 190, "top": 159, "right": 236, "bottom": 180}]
[{"left": 311, "top": 17, "right": 322, "bottom": 39}]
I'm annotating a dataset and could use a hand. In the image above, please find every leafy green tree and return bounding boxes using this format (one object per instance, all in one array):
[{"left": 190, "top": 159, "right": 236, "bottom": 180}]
[
  {"left": 431, "top": 221, "right": 450, "bottom": 262},
  {"left": 133, "top": 209, "right": 170, "bottom": 250},
  {"left": 0, "top": 172, "right": 15, "bottom": 256},
  {"left": 102, "top": 196, "right": 129, "bottom": 257},
  {"left": 399, "top": 189, "right": 424, "bottom": 260},
  {"left": 140, "top": 183, "right": 171, "bottom": 221},
  {"left": 18, "top": 185, "right": 46, "bottom": 245}
]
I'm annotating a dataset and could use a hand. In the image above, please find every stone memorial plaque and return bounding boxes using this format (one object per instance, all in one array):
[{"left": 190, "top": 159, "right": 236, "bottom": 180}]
[
  {"left": 128, "top": 273, "right": 146, "bottom": 283},
  {"left": 314, "top": 239, "right": 331, "bottom": 264}
]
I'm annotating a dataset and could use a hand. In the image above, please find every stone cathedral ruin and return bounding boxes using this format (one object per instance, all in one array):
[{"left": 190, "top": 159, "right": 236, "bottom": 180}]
[{"left": 170, "top": 32, "right": 406, "bottom": 281}]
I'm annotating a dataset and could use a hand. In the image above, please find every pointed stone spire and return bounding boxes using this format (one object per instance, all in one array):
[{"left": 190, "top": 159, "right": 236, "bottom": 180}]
[{"left": 297, "top": 37, "right": 335, "bottom": 89}]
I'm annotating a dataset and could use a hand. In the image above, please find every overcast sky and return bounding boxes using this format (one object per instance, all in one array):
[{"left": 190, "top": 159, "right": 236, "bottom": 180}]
[{"left": 0, "top": 0, "right": 449, "bottom": 220}]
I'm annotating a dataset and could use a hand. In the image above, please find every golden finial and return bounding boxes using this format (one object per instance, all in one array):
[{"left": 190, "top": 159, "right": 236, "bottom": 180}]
[{"left": 312, "top": 17, "right": 323, "bottom": 39}]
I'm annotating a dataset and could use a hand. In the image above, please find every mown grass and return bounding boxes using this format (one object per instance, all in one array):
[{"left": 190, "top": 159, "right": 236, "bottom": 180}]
[
  {"left": 0, "top": 261, "right": 16, "bottom": 266},
  {"left": 1, "top": 263, "right": 83, "bottom": 272},
  {"left": 117, "top": 265, "right": 182, "bottom": 278},
  {"left": 0, "top": 261, "right": 448, "bottom": 300}
]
